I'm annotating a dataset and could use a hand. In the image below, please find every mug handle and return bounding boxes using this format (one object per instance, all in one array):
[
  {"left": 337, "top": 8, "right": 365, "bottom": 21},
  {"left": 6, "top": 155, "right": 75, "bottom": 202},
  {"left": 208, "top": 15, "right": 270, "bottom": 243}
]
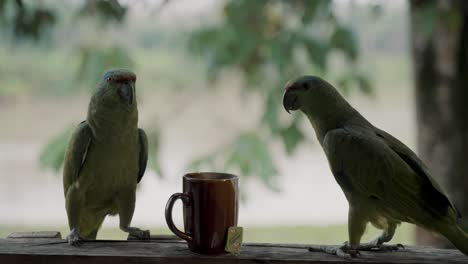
[{"left": 165, "top": 193, "right": 193, "bottom": 242}]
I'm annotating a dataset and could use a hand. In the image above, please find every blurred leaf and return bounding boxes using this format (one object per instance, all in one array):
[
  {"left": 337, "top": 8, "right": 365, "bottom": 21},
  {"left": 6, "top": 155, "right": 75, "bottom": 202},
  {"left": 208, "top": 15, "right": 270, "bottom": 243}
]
[
  {"left": 300, "top": 35, "right": 328, "bottom": 71},
  {"left": 261, "top": 88, "right": 282, "bottom": 132},
  {"left": 147, "top": 128, "right": 164, "bottom": 178},
  {"left": 355, "top": 73, "right": 372, "bottom": 95},
  {"left": 298, "top": 0, "right": 331, "bottom": 24},
  {"left": 39, "top": 125, "right": 74, "bottom": 172},
  {"left": 186, "top": 0, "right": 368, "bottom": 191},
  {"left": 0, "top": 0, "right": 6, "bottom": 18},
  {"left": 337, "top": 75, "right": 352, "bottom": 96},
  {"left": 270, "top": 31, "right": 294, "bottom": 73},
  {"left": 224, "top": 133, "right": 278, "bottom": 190},
  {"left": 79, "top": 0, "right": 127, "bottom": 23},
  {"left": 331, "top": 26, "right": 358, "bottom": 61},
  {"left": 187, "top": 132, "right": 279, "bottom": 191},
  {"left": 188, "top": 153, "right": 219, "bottom": 172},
  {"left": 11, "top": 0, "right": 56, "bottom": 41},
  {"left": 278, "top": 116, "right": 305, "bottom": 155},
  {"left": 337, "top": 71, "right": 373, "bottom": 96},
  {"left": 188, "top": 0, "right": 364, "bottom": 94}
]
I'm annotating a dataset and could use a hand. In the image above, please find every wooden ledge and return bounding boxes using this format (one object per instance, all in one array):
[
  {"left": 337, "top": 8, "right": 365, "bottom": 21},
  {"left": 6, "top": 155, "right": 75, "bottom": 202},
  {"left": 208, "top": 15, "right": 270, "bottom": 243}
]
[
  {"left": 7, "top": 231, "right": 62, "bottom": 239},
  {"left": 1, "top": 236, "right": 467, "bottom": 264}
]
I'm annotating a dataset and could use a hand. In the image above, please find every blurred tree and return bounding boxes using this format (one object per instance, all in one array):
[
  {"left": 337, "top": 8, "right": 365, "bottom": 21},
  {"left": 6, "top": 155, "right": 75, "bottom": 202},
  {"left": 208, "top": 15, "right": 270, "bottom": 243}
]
[
  {"left": 0, "top": 0, "right": 56, "bottom": 41},
  {"left": 187, "top": 0, "right": 370, "bottom": 188},
  {"left": 5, "top": 0, "right": 370, "bottom": 190},
  {"left": 409, "top": 0, "right": 468, "bottom": 249},
  {"left": 0, "top": 0, "right": 403, "bottom": 209},
  {"left": 79, "top": 0, "right": 127, "bottom": 23}
]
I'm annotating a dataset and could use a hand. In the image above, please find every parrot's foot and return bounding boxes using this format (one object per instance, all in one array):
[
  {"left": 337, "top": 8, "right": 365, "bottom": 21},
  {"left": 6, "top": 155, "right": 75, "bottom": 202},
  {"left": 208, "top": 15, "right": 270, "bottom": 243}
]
[
  {"left": 66, "top": 229, "right": 84, "bottom": 247},
  {"left": 357, "top": 242, "right": 404, "bottom": 252},
  {"left": 309, "top": 242, "right": 360, "bottom": 259},
  {"left": 125, "top": 227, "right": 150, "bottom": 240}
]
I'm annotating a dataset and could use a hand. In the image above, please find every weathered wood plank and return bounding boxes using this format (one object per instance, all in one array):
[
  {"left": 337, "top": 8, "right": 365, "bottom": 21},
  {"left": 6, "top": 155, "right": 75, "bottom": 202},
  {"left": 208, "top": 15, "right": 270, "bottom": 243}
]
[
  {"left": 127, "top": 234, "right": 181, "bottom": 241},
  {"left": 0, "top": 238, "right": 466, "bottom": 264},
  {"left": 7, "top": 231, "right": 62, "bottom": 239}
]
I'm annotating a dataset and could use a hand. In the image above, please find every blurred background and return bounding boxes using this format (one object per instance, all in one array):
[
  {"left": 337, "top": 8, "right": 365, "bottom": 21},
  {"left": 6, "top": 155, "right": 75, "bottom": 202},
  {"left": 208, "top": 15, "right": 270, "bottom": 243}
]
[{"left": 0, "top": 0, "right": 466, "bottom": 248}]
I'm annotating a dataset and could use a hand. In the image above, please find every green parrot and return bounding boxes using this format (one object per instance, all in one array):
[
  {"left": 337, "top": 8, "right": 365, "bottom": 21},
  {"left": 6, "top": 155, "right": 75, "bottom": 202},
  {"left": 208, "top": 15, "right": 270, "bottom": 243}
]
[
  {"left": 282, "top": 76, "right": 468, "bottom": 258},
  {"left": 63, "top": 69, "right": 150, "bottom": 246}
]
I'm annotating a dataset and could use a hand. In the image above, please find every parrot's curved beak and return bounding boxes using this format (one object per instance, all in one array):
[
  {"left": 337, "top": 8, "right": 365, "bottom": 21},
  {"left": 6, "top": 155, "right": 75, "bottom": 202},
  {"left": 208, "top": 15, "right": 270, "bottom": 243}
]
[
  {"left": 283, "top": 87, "right": 300, "bottom": 114},
  {"left": 118, "top": 83, "right": 135, "bottom": 106}
]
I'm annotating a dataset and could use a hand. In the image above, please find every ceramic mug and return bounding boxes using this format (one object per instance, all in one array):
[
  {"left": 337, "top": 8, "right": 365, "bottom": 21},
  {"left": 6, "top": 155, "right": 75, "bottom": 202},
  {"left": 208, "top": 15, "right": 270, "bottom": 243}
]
[{"left": 165, "top": 172, "right": 239, "bottom": 254}]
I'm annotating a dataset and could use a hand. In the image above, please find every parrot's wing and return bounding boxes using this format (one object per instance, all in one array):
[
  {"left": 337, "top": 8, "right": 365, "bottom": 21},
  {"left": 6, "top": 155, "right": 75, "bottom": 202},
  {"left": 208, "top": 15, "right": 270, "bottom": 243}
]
[
  {"left": 137, "top": 128, "right": 148, "bottom": 183},
  {"left": 323, "top": 126, "right": 457, "bottom": 223},
  {"left": 63, "top": 120, "right": 93, "bottom": 196},
  {"left": 373, "top": 127, "right": 461, "bottom": 218}
]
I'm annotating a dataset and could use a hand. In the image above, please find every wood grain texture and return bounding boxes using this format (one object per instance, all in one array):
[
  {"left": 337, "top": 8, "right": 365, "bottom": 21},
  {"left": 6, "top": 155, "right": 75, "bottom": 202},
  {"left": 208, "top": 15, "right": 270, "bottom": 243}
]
[
  {"left": 7, "top": 231, "right": 62, "bottom": 239},
  {"left": 127, "top": 234, "right": 181, "bottom": 241},
  {"left": 0, "top": 238, "right": 467, "bottom": 264}
]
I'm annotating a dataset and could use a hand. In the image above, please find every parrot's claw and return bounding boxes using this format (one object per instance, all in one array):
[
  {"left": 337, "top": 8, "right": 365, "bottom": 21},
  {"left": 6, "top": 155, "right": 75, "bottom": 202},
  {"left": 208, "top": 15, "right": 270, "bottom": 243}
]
[
  {"left": 340, "top": 242, "right": 361, "bottom": 258},
  {"left": 336, "top": 246, "right": 360, "bottom": 259},
  {"left": 126, "top": 227, "right": 150, "bottom": 240},
  {"left": 357, "top": 243, "right": 404, "bottom": 252},
  {"left": 66, "top": 229, "right": 84, "bottom": 247},
  {"left": 308, "top": 242, "right": 361, "bottom": 259}
]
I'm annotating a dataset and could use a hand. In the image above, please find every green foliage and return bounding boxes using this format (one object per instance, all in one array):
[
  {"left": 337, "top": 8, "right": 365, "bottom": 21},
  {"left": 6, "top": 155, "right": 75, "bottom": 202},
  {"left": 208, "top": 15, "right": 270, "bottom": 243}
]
[
  {"left": 4, "top": 1, "right": 376, "bottom": 193},
  {"left": 39, "top": 125, "right": 74, "bottom": 171},
  {"left": 79, "top": 0, "right": 127, "bottom": 24},
  {"left": 300, "top": 35, "right": 328, "bottom": 71},
  {"left": 147, "top": 128, "right": 164, "bottom": 178},
  {"left": 331, "top": 26, "right": 358, "bottom": 61},
  {"left": 225, "top": 133, "right": 278, "bottom": 189},
  {"left": 0, "top": 0, "right": 56, "bottom": 41},
  {"left": 337, "top": 71, "right": 373, "bottom": 96},
  {"left": 0, "top": 0, "right": 128, "bottom": 42},
  {"left": 189, "top": 132, "right": 279, "bottom": 190},
  {"left": 262, "top": 87, "right": 283, "bottom": 133},
  {"left": 278, "top": 115, "right": 305, "bottom": 155},
  {"left": 188, "top": 0, "right": 371, "bottom": 189}
]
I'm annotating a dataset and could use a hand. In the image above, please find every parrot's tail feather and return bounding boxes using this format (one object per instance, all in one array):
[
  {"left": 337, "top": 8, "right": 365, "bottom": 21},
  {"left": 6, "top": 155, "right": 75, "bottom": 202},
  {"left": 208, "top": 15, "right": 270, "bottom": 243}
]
[{"left": 439, "top": 224, "right": 468, "bottom": 256}]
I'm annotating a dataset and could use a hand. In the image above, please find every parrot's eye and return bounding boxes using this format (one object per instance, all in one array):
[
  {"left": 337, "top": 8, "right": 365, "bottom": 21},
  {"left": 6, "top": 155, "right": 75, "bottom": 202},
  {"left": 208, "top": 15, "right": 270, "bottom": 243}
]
[{"left": 106, "top": 77, "right": 113, "bottom": 82}]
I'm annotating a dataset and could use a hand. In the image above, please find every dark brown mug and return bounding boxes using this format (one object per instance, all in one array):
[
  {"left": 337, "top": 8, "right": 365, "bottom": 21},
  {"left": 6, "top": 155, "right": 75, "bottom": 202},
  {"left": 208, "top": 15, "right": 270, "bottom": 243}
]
[{"left": 165, "top": 172, "right": 239, "bottom": 254}]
